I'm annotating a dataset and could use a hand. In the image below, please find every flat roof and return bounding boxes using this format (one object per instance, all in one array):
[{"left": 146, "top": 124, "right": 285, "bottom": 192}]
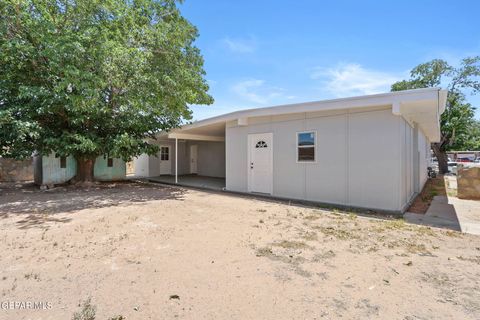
[{"left": 167, "top": 87, "right": 448, "bottom": 142}]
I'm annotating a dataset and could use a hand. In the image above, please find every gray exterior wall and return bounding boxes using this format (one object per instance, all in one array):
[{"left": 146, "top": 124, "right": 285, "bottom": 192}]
[
  {"left": 417, "top": 128, "right": 430, "bottom": 191},
  {"left": 399, "top": 121, "right": 430, "bottom": 211},
  {"left": 226, "top": 106, "right": 420, "bottom": 212},
  {"left": 133, "top": 140, "right": 180, "bottom": 177},
  {"left": 189, "top": 141, "right": 225, "bottom": 178}
]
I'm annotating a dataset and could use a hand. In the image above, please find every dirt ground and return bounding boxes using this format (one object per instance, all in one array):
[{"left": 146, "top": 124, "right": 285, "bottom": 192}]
[
  {"left": 0, "top": 182, "right": 479, "bottom": 320},
  {"left": 408, "top": 175, "right": 449, "bottom": 214}
]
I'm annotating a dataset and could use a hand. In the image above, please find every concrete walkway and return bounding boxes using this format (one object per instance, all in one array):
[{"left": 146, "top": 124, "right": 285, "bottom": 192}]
[
  {"left": 148, "top": 175, "right": 226, "bottom": 191},
  {"left": 405, "top": 195, "right": 480, "bottom": 235}
]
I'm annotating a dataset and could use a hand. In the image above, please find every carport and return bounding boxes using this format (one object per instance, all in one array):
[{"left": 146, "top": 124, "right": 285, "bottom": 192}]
[{"left": 133, "top": 121, "right": 226, "bottom": 189}]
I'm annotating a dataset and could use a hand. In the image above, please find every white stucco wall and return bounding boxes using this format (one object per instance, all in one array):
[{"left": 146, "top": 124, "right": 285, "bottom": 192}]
[
  {"left": 226, "top": 106, "right": 412, "bottom": 212},
  {"left": 134, "top": 154, "right": 150, "bottom": 177}
]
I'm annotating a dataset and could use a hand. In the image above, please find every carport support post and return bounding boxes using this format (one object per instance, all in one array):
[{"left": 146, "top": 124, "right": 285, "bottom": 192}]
[{"left": 175, "top": 138, "right": 178, "bottom": 184}]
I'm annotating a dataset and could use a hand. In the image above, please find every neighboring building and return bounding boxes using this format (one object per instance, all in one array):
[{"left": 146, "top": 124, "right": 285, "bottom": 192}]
[
  {"left": 134, "top": 88, "right": 447, "bottom": 213},
  {"left": 0, "top": 157, "right": 34, "bottom": 182},
  {"left": 34, "top": 154, "right": 126, "bottom": 185}
]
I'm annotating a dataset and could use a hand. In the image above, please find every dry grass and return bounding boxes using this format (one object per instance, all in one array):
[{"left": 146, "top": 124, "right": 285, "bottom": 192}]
[
  {"left": 272, "top": 240, "right": 310, "bottom": 249},
  {"left": 316, "top": 225, "right": 361, "bottom": 240},
  {"left": 73, "top": 298, "right": 96, "bottom": 320},
  {"left": 312, "top": 250, "right": 336, "bottom": 262},
  {"left": 456, "top": 255, "right": 480, "bottom": 264},
  {"left": 300, "top": 231, "right": 318, "bottom": 241}
]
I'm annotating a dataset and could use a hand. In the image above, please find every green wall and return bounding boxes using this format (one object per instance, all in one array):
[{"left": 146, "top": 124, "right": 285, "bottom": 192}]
[
  {"left": 94, "top": 156, "right": 126, "bottom": 181},
  {"left": 38, "top": 154, "right": 125, "bottom": 185},
  {"left": 41, "top": 154, "right": 77, "bottom": 185}
]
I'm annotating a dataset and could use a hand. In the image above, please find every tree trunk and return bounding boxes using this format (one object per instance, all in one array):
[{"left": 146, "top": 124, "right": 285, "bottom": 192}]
[
  {"left": 74, "top": 157, "right": 96, "bottom": 183},
  {"left": 431, "top": 142, "right": 449, "bottom": 174}
]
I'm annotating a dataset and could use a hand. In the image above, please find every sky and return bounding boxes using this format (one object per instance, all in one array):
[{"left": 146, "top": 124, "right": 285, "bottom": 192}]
[{"left": 179, "top": 0, "right": 480, "bottom": 120}]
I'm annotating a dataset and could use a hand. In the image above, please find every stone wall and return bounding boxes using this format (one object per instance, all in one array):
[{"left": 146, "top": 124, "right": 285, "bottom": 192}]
[
  {"left": 457, "top": 165, "right": 480, "bottom": 200},
  {"left": 0, "top": 158, "right": 34, "bottom": 182}
]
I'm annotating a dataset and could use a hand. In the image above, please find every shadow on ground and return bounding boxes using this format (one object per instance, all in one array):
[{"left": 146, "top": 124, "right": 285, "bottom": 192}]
[{"left": 0, "top": 181, "right": 185, "bottom": 229}]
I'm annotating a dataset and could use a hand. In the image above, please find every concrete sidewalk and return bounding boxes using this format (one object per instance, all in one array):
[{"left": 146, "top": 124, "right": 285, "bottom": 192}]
[
  {"left": 448, "top": 196, "right": 480, "bottom": 235},
  {"left": 405, "top": 195, "right": 480, "bottom": 235}
]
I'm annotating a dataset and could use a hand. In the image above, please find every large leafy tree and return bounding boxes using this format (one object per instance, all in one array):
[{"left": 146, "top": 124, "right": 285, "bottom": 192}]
[
  {"left": 0, "top": 0, "right": 213, "bottom": 182},
  {"left": 391, "top": 58, "right": 480, "bottom": 174}
]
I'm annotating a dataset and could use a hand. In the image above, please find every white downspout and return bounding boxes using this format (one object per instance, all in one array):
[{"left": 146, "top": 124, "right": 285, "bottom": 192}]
[{"left": 175, "top": 138, "right": 178, "bottom": 184}]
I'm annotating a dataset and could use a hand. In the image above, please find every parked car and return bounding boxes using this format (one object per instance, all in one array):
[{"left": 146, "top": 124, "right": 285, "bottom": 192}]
[{"left": 448, "top": 161, "right": 457, "bottom": 175}]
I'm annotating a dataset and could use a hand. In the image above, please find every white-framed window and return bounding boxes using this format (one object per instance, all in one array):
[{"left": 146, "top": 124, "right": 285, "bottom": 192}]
[
  {"left": 160, "top": 146, "right": 169, "bottom": 161},
  {"left": 297, "top": 131, "right": 316, "bottom": 162}
]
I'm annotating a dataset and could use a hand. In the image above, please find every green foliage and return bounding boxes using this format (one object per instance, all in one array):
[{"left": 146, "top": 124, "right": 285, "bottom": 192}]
[
  {"left": 0, "top": 0, "right": 213, "bottom": 161},
  {"left": 391, "top": 58, "right": 480, "bottom": 152},
  {"left": 455, "top": 120, "right": 480, "bottom": 150}
]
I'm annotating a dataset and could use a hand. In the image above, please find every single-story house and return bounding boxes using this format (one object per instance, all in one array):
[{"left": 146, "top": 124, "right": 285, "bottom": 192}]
[
  {"left": 34, "top": 154, "right": 126, "bottom": 186},
  {"left": 134, "top": 88, "right": 447, "bottom": 213}
]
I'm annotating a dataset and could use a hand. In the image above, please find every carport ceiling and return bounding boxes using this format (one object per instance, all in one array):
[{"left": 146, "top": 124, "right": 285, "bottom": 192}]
[{"left": 180, "top": 121, "right": 225, "bottom": 137}]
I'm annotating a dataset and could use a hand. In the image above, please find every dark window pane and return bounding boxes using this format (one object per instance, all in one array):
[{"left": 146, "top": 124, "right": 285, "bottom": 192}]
[
  {"left": 298, "top": 132, "right": 315, "bottom": 146},
  {"left": 160, "top": 147, "right": 169, "bottom": 160},
  {"left": 298, "top": 147, "right": 315, "bottom": 161},
  {"left": 255, "top": 141, "right": 267, "bottom": 148},
  {"left": 60, "top": 156, "right": 67, "bottom": 168},
  {"left": 107, "top": 158, "right": 113, "bottom": 167}
]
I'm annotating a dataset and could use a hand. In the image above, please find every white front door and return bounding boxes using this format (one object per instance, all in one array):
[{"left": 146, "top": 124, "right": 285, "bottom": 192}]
[
  {"left": 190, "top": 145, "right": 198, "bottom": 174},
  {"left": 248, "top": 133, "right": 273, "bottom": 194},
  {"left": 159, "top": 145, "right": 171, "bottom": 175}
]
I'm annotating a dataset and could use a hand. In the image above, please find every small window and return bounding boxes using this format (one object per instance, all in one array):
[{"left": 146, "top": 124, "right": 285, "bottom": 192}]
[
  {"left": 60, "top": 156, "right": 67, "bottom": 168},
  {"left": 107, "top": 158, "right": 113, "bottom": 167},
  {"left": 297, "top": 131, "right": 316, "bottom": 162},
  {"left": 255, "top": 140, "right": 268, "bottom": 148},
  {"left": 160, "top": 147, "right": 169, "bottom": 161}
]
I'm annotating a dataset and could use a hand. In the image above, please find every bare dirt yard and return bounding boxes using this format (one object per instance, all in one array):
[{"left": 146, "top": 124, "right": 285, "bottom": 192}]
[{"left": 0, "top": 182, "right": 479, "bottom": 320}]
